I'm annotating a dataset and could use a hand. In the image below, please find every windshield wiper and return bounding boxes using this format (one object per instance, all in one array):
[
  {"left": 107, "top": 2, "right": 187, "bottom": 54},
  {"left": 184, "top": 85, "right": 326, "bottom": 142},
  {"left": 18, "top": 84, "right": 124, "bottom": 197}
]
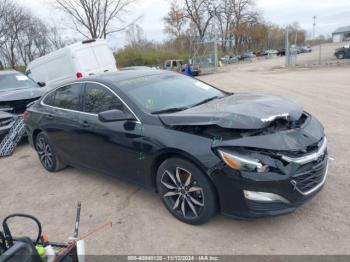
[
  {"left": 151, "top": 106, "right": 189, "bottom": 115},
  {"left": 190, "top": 96, "right": 220, "bottom": 108}
]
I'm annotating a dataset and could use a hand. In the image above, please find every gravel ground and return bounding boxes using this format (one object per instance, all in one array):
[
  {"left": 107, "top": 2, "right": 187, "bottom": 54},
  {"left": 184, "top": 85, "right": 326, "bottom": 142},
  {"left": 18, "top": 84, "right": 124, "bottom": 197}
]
[{"left": 1, "top": 53, "right": 350, "bottom": 255}]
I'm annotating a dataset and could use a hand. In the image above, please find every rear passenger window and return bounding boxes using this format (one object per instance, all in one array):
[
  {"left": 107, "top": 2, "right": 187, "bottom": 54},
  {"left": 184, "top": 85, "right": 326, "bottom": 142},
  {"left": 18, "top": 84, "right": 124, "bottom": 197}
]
[
  {"left": 48, "top": 84, "right": 82, "bottom": 111},
  {"left": 84, "top": 83, "right": 123, "bottom": 114}
]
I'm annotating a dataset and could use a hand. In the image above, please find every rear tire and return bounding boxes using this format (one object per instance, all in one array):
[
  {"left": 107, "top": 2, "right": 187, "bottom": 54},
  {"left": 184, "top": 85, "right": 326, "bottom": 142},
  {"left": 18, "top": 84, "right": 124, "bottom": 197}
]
[
  {"left": 35, "top": 132, "right": 66, "bottom": 172},
  {"left": 156, "top": 157, "right": 217, "bottom": 225}
]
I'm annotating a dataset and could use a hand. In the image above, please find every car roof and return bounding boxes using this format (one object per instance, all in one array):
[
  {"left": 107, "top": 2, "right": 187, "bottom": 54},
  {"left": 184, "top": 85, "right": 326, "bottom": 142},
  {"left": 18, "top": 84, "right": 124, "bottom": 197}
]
[{"left": 85, "top": 69, "right": 173, "bottom": 83}]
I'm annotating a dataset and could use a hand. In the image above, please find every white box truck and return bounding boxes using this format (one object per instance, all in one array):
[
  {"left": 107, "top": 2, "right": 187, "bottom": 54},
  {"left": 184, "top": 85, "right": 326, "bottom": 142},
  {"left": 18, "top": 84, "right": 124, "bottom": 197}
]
[{"left": 26, "top": 39, "right": 118, "bottom": 88}]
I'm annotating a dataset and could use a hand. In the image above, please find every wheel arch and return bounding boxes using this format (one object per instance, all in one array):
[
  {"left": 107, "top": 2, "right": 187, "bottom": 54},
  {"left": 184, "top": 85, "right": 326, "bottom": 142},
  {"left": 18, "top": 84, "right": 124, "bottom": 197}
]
[
  {"left": 150, "top": 149, "right": 218, "bottom": 193},
  {"left": 32, "top": 129, "right": 44, "bottom": 144}
]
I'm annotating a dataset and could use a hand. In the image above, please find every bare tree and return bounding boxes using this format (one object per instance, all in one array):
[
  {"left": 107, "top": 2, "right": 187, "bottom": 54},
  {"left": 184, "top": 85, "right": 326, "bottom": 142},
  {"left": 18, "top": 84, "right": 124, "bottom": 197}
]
[
  {"left": 48, "top": 26, "right": 69, "bottom": 50},
  {"left": 163, "top": 0, "right": 187, "bottom": 39},
  {"left": 16, "top": 15, "right": 53, "bottom": 66},
  {"left": 54, "top": 0, "right": 137, "bottom": 39},
  {"left": 183, "top": 0, "right": 219, "bottom": 40},
  {"left": 125, "top": 23, "right": 146, "bottom": 48},
  {"left": 215, "top": 0, "right": 236, "bottom": 51},
  {"left": 0, "top": 2, "right": 27, "bottom": 68}
]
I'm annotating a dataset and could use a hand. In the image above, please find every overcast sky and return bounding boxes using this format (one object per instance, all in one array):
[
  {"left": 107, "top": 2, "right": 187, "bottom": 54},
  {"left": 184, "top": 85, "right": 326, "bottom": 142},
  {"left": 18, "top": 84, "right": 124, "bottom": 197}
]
[{"left": 18, "top": 0, "right": 350, "bottom": 48}]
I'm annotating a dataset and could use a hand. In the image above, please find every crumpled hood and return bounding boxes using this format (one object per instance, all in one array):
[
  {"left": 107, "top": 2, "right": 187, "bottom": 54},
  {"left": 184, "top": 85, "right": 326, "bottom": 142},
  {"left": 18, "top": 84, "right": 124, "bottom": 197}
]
[
  {"left": 0, "top": 87, "right": 47, "bottom": 102},
  {"left": 159, "top": 93, "right": 304, "bottom": 130}
]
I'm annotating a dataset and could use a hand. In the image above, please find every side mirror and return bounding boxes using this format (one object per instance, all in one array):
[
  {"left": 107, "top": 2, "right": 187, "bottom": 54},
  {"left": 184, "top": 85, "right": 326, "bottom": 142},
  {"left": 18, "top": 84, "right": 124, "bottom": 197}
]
[
  {"left": 37, "top": 82, "right": 46, "bottom": 87},
  {"left": 98, "top": 109, "right": 135, "bottom": 122}
]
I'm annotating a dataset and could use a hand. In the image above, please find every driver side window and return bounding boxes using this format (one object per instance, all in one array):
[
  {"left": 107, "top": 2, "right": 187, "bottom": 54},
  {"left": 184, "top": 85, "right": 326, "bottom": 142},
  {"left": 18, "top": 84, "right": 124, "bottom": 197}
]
[{"left": 83, "top": 83, "right": 123, "bottom": 114}]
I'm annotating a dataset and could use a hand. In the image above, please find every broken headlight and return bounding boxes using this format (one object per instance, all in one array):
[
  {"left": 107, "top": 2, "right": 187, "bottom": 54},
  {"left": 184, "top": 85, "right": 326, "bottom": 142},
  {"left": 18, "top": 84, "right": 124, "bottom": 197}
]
[{"left": 218, "top": 149, "right": 268, "bottom": 173}]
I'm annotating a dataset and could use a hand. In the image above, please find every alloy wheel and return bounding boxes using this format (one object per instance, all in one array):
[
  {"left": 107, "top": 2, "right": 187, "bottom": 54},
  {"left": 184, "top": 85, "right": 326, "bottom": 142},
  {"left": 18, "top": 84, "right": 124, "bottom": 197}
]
[
  {"left": 36, "top": 137, "right": 53, "bottom": 169},
  {"left": 161, "top": 167, "right": 205, "bottom": 218}
]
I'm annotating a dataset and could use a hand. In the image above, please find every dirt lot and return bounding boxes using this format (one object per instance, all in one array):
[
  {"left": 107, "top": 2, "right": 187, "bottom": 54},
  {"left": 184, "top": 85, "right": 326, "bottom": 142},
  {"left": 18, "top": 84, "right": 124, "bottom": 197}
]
[{"left": 1, "top": 54, "right": 350, "bottom": 255}]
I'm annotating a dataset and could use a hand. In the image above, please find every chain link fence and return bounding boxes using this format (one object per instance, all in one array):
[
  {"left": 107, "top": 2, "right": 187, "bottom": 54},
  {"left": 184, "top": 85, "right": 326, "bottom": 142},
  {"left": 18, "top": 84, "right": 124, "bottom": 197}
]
[{"left": 191, "top": 40, "right": 218, "bottom": 75}]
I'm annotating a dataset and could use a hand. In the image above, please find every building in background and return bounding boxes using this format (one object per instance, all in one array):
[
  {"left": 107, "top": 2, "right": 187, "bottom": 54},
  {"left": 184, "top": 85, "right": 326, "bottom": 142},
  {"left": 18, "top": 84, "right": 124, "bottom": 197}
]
[{"left": 332, "top": 26, "right": 350, "bottom": 43}]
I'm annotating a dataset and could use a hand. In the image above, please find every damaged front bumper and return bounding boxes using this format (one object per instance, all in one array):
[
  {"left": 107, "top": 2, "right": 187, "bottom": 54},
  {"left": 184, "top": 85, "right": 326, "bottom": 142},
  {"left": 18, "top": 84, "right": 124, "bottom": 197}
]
[
  {"left": 208, "top": 115, "right": 328, "bottom": 219},
  {"left": 210, "top": 151, "right": 328, "bottom": 219}
]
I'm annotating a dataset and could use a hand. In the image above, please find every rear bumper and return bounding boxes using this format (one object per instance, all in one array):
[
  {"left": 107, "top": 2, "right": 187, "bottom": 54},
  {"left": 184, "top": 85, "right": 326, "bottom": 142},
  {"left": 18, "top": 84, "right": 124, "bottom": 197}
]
[{"left": 210, "top": 154, "right": 328, "bottom": 219}]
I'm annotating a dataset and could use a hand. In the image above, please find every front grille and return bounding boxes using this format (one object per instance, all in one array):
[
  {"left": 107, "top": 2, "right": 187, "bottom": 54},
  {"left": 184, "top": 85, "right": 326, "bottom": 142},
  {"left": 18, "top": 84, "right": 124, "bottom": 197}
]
[
  {"left": 0, "top": 117, "right": 13, "bottom": 127},
  {"left": 0, "top": 97, "right": 40, "bottom": 114},
  {"left": 291, "top": 158, "right": 327, "bottom": 194}
]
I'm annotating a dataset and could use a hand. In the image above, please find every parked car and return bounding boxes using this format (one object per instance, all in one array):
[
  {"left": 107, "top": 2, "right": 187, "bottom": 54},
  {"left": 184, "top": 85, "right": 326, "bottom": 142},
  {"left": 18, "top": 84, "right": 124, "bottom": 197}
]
[
  {"left": 335, "top": 44, "right": 350, "bottom": 59},
  {"left": 301, "top": 46, "right": 312, "bottom": 53},
  {"left": 277, "top": 49, "right": 286, "bottom": 56},
  {"left": 254, "top": 51, "right": 267, "bottom": 57},
  {"left": 220, "top": 56, "right": 230, "bottom": 64},
  {"left": 0, "top": 70, "right": 47, "bottom": 114},
  {"left": 25, "top": 70, "right": 328, "bottom": 225},
  {"left": 220, "top": 55, "right": 239, "bottom": 64},
  {"left": 0, "top": 70, "right": 47, "bottom": 143},
  {"left": 164, "top": 59, "right": 200, "bottom": 76},
  {"left": 239, "top": 52, "right": 256, "bottom": 60},
  {"left": 265, "top": 50, "right": 278, "bottom": 56},
  {"left": 26, "top": 39, "right": 118, "bottom": 89}
]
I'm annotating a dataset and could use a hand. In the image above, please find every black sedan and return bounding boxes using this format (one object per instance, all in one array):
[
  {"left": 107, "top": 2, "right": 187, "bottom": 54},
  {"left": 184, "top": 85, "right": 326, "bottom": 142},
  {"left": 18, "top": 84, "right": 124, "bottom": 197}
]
[{"left": 24, "top": 70, "right": 328, "bottom": 224}]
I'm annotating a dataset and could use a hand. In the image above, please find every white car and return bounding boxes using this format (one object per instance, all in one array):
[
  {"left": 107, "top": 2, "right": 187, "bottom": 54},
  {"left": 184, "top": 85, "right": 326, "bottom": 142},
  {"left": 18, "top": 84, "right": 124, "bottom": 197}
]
[
  {"left": 26, "top": 39, "right": 118, "bottom": 89},
  {"left": 265, "top": 50, "right": 278, "bottom": 56}
]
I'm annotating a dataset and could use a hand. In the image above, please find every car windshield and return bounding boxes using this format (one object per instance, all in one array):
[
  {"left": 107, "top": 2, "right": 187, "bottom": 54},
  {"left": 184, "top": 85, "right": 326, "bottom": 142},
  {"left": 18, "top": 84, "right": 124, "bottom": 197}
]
[
  {"left": 0, "top": 73, "right": 38, "bottom": 91},
  {"left": 118, "top": 73, "right": 226, "bottom": 114}
]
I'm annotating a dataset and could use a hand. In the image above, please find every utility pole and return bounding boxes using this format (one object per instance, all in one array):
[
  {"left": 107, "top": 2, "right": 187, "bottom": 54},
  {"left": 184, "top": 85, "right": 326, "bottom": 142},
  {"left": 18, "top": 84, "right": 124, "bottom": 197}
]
[
  {"left": 214, "top": 36, "right": 218, "bottom": 72},
  {"left": 312, "top": 16, "right": 317, "bottom": 40},
  {"left": 285, "top": 27, "right": 289, "bottom": 67}
]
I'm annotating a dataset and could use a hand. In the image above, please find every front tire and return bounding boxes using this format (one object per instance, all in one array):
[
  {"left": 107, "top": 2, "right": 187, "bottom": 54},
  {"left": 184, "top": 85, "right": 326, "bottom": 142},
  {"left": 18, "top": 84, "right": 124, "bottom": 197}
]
[
  {"left": 35, "top": 132, "right": 66, "bottom": 172},
  {"left": 156, "top": 158, "right": 217, "bottom": 225}
]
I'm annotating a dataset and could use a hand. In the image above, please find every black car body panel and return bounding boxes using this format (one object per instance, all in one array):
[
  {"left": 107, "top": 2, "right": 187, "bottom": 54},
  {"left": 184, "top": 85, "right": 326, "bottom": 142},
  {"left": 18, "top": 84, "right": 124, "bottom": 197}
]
[
  {"left": 24, "top": 70, "right": 328, "bottom": 220},
  {"left": 213, "top": 115, "right": 324, "bottom": 151},
  {"left": 159, "top": 93, "right": 304, "bottom": 129}
]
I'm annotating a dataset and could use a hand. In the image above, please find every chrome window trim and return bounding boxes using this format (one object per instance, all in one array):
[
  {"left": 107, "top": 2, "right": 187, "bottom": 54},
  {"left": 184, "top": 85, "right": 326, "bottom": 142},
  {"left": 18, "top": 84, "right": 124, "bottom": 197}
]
[
  {"left": 291, "top": 161, "right": 329, "bottom": 196},
  {"left": 40, "top": 81, "right": 142, "bottom": 124},
  {"left": 281, "top": 137, "right": 327, "bottom": 165}
]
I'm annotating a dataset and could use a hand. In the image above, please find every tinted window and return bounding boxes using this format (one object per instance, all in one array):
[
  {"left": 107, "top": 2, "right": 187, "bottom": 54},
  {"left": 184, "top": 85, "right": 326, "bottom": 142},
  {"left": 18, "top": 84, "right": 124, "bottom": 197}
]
[
  {"left": 52, "top": 84, "right": 82, "bottom": 110},
  {"left": 117, "top": 74, "right": 224, "bottom": 113},
  {"left": 84, "top": 83, "right": 123, "bottom": 114},
  {"left": 43, "top": 92, "right": 55, "bottom": 106}
]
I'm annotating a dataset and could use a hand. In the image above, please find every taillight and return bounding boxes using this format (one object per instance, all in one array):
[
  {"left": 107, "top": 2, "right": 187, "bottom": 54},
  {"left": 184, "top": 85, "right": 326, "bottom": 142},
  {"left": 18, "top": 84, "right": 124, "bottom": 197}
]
[
  {"left": 23, "top": 111, "right": 30, "bottom": 121},
  {"left": 76, "top": 72, "right": 83, "bottom": 78}
]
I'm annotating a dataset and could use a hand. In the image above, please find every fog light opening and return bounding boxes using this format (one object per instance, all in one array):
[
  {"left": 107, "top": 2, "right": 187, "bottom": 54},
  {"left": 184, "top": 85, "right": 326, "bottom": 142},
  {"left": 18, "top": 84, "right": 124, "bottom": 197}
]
[{"left": 243, "top": 190, "right": 290, "bottom": 204}]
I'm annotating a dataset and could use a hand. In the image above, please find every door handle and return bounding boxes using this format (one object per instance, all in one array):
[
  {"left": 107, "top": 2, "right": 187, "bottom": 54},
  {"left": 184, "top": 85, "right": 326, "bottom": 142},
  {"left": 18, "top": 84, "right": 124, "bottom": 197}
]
[
  {"left": 82, "top": 121, "right": 90, "bottom": 128},
  {"left": 45, "top": 114, "right": 54, "bottom": 120}
]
